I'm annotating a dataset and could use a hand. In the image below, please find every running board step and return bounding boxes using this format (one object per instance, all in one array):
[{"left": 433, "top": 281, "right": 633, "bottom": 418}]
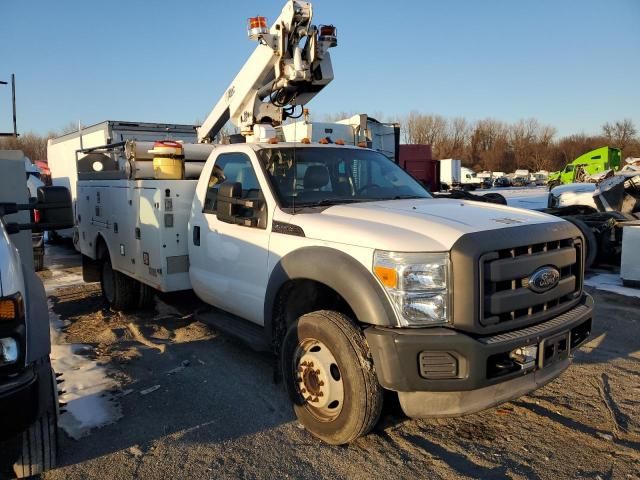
[{"left": 195, "top": 308, "right": 270, "bottom": 352}]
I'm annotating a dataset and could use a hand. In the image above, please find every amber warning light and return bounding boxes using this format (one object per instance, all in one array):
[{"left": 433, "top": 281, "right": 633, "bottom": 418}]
[
  {"left": 318, "top": 25, "right": 338, "bottom": 47},
  {"left": 248, "top": 16, "right": 269, "bottom": 40}
]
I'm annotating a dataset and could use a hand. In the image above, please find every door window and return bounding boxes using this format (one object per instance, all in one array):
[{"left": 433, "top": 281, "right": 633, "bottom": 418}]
[{"left": 203, "top": 153, "right": 261, "bottom": 214}]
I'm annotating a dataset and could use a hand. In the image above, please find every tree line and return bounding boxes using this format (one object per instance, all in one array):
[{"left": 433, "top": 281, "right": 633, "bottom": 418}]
[
  {"left": 401, "top": 114, "right": 639, "bottom": 173},
  {"left": 0, "top": 121, "right": 78, "bottom": 163},
  {"left": 2, "top": 117, "right": 639, "bottom": 174}
]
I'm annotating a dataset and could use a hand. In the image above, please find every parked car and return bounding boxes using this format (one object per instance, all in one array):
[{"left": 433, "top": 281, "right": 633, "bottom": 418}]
[
  {"left": 480, "top": 178, "right": 492, "bottom": 189},
  {"left": 548, "top": 183, "right": 597, "bottom": 209},
  {"left": 493, "top": 176, "right": 512, "bottom": 188},
  {"left": 512, "top": 176, "right": 530, "bottom": 187}
]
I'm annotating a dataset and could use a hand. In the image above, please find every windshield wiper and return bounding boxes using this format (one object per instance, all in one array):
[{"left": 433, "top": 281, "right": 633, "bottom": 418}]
[
  {"left": 297, "top": 199, "right": 364, "bottom": 208},
  {"left": 391, "top": 195, "right": 428, "bottom": 200}
]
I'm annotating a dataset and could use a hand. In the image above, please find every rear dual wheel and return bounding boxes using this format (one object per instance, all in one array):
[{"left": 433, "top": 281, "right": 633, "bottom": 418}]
[
  {"left": 281, "top": 311, "right": 383, "bottom": 445},
  {"left": 100, "top": 256, "right": 155, "bottom": 311}
]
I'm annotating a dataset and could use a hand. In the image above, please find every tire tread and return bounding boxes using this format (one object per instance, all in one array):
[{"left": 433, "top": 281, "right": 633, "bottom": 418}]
[
  {"left": 283, "top": 310, "right": 383, "bottom": 444},
  {"left": 13, "top": 363, "right": 58, "bottom": 478}
]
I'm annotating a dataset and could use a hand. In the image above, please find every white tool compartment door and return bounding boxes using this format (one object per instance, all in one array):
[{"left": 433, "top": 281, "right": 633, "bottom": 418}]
[
  {"left": 190, "top": 151, "right": 270, "bottom": 324},
  {"left": 138, "top": 187, "right": 163, "bottom": 288}
]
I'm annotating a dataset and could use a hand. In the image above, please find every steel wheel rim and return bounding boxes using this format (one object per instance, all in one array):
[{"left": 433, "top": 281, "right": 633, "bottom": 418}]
[{"left": 293, "top": 338, "right": 344, "bottom": 422}]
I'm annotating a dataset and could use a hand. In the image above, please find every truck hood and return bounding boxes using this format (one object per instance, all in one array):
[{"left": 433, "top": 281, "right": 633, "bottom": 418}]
[{"left": 291, "top": 198, "right": 565, "bottom": 251}]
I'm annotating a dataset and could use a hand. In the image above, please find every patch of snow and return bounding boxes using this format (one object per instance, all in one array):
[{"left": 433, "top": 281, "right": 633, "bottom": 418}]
[
  {"left": 585, "top": 273, "right": 640, "bottom": 299},
  {"left": 49, "top": 302, "right": 122, "bottom": 439},
  {"left": 43, "top": 269, "right": 84, "bottom": 293}
]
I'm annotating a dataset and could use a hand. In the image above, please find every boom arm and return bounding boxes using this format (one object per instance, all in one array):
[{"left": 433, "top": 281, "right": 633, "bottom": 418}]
[{"left": 197, "top": 1, "right": 337, "bottom": 143}]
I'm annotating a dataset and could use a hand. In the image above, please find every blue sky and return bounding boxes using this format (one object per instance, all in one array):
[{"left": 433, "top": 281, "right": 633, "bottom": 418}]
[{"left": 1, "top": 0, "right": 638, "bottom": 137}]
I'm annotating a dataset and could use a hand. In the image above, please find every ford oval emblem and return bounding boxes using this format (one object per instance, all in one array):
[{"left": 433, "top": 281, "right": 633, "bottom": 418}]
[{"left": 528, "top": 266, "right": 560, "bottom": 293}]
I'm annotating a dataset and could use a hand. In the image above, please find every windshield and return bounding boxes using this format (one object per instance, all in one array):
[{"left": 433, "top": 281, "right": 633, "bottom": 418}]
[{"left": 258, "top": 147, "right": 430, "bottom": 208}]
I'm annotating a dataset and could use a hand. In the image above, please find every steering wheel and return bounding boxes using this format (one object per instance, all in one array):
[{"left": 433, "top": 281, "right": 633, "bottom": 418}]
[{"left": 357, "top": 184, "right": 382, "bottom": 194}]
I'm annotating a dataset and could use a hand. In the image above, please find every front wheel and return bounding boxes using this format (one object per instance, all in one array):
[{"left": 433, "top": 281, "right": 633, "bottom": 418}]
[
  {"left": 281, "top": 311, "right": 383, "bottom": 445},
  {"left": 11, "top": 360, "right": 59, "bottom": 478}
]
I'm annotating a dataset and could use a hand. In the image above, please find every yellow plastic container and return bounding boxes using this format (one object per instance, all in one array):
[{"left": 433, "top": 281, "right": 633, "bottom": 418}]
[
  {"left": 153, "top": 158, "right": 185, "bottom": 180},
  {"left": 148, "top": 141, "right": 185, "bottom": 180}
]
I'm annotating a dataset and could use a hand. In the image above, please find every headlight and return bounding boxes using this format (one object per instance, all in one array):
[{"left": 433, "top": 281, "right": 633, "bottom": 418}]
[
  {"left": 373, "top": 251, "right": 451, "bottom": 326},
  {"left": 0, "top": 338, "right": 19, "bottom": 365}
]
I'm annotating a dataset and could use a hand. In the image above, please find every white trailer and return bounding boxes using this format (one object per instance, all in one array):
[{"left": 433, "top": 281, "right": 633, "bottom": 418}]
[
  {"left": 47, "top": 121, "right": 196, "bottom": 241},
  {"left": 439, "top": 158, "right": 461, "bottom": 188}
]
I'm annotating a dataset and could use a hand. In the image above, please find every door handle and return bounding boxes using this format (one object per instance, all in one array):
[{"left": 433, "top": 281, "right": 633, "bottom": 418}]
[{"left": 193, "top": 226, "right": 200, "bottom": 246}]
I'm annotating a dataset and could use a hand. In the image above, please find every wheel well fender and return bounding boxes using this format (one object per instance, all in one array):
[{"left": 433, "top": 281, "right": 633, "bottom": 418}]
[
  {"left": 82, "top": 233, "right": 110, "bottom": 283},
  {"left": 264, "top": 247, "right": 396, "bottom": 347},
  {"left": 94, "top": 233, "right": 110, "bottom": 260}
]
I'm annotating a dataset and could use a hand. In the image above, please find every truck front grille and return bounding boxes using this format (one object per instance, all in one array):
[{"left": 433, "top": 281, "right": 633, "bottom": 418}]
[{"left": 479, "top": 237, "right": 583, "bottom": 329}]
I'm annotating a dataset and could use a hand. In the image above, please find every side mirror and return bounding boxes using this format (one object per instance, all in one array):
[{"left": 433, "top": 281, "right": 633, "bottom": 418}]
[
  {"left": 215, "top": 182, "right": 264, "bottom": 227},
  {"left": 216, "top": 182, "right": 242, "bottom": 223},
  {"left": 36, "top": 186, "right": 74, "bottom": 231},
  {"left": 3, "top": 186, "right": 74, "bottom": 234}
]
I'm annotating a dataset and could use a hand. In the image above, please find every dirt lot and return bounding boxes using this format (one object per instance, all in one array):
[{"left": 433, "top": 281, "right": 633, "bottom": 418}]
[{"left": 40, "top": 244, "right": 639, "bottom": 480}]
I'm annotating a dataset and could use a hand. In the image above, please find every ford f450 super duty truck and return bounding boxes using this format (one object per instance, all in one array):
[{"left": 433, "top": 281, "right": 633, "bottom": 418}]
[
  {"left": 71, "top": 1, "right": 592, "bottom": 444},
  {"left": 76, "top": 141, "right": 593, "bottom": 444}
]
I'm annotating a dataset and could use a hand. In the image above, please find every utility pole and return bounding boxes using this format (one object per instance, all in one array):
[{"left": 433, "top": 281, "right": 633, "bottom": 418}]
[{"left": 0, "top": 74, "right": 18, "bottom": 137}]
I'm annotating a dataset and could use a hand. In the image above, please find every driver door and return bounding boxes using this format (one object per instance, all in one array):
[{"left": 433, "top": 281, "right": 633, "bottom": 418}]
[{"left": 190, "top": 151, "right": 271, "bottom": 324}]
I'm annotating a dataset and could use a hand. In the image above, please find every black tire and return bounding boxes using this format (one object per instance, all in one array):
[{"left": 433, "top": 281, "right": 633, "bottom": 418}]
[
  {"left": 564, "top": 216, "right": 598, "bottom": 269},
  {"left": 281, "top": 310, "right": 383, "bottom": 445},
  {"left": 12, "top": 361, "right": 58, "bottom": 478},
  {"left": 138, "top": 283, "right": 156, "bottom": 309},
  {"left": 47, "top": 231, "right": 63, "bottom": 245},
  {"left": 33, "top": 252, "right": 44, "bottom": 272},
  {"left": 100, "top": 256, "right": 139, "bottom": 311},
  {"left": 482, "top": 193, "right": 508, "bottom": 205}
]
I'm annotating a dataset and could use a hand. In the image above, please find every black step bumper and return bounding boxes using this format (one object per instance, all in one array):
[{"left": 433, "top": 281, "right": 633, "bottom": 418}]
[{"left": 364, "top": 293, "right": 593, "bottom": 417}]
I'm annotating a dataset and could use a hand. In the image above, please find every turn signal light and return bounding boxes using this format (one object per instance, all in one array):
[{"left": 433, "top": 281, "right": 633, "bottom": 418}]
[
  {"left": 335, "top": 139, "right": 345, "bottom": 145},
  {"left": 268, "top": 137, "right": 279, "bottom": 144},
  {"left": 319, "top": 138, "right": 330, "bottom": 145},
  {"left": 0, "top": 294, "right": 24, "bottom": 321},
  {"left": 301, "top": 137, "right": 311, "bottom": 144},
  {"left": 0, "top": 301, "right": 15, "bottom": 320},
  {"left": 374, "top": 266, "right": 398, "bottom": 289}
]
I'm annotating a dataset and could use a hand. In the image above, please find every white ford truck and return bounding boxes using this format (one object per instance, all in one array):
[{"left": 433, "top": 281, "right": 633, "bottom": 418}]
[
  {"left": 76, "top": 141, "right": 593, "bottom": 444},
  {"left": 72, "top": 1, "right": 593, "bottom": 444}
]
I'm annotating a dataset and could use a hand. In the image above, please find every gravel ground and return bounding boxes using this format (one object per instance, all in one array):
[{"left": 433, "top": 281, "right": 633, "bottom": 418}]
[{"left": 39, "top": 244, "right": 640, "bottom": 480}]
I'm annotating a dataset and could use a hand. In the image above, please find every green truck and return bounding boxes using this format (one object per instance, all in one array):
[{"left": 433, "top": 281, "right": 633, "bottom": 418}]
[{"left": 548, "top": 146, "right": 622, "bottom": 189}]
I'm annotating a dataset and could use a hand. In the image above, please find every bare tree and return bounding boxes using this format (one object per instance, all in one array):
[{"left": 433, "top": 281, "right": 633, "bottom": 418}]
[
  {"left": 602, "top": 119, "right": 637, "bottom": 150},
  {"left": 402, "top": 112, "right": 448, "bottom": 152},
  {"left": 438, "top": 117, "right": 469, "bottom": 160},
  {"left": 0, "top": 132, "right": 48, "bottom": 160}
]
